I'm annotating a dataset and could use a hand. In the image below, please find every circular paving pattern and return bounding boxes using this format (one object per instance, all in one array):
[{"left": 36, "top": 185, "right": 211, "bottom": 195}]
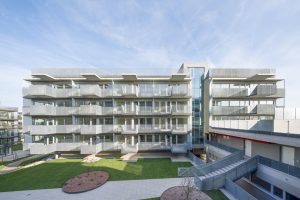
[
  {"left": 160, "top": 186, "right": 212, "bottom": 200},
  {"left": 63, "top": 171, "right": 109, "bottom": 194}
]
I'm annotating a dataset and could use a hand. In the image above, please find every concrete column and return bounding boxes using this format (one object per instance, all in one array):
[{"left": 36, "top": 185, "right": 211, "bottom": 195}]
[
  {"left": 46, "top": 137, "right": 49, "bottom": 145},
  {"left": 90, "top": 137, "right": 93, "bottom": 145},
  {"left": 159, "top": 135, "right": 161, "bottom": 143},
  {"left": 165, "top": 135, "right": 168, "bottom": 146},
  {"left": 176, "top": 135, "right": 178, "bottom": 144},
  {"left": 152, "top": 134, "right": 155, "bottom": 143},
  {"left": 170, "top": 136, "right": 172, "bottom": 145},
  {"left": 53, "top": 136, "right": 55, "bottom": 143},
  {"left": 138, "top": 135, "right": 141, "bottom": 143},
  {"left": 131, "top": 136, "right": 134, "bottom": 146},
  {"left": 72, "top": 134, "right": 75, "bottom": 143},
  {"left": 125, "top": 137, "right": 127, "bottom": 145},
  {"left": 131, "top": 118, "right": 134, "bottom": 129}
]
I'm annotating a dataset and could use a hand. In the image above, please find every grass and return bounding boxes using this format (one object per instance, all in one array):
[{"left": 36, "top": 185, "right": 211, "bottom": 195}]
[
  {"left": 0, "top": 158, "right": 192, "bottom": 192},
  {"left": 205, "top": 190, "right": 229, "bottom": 200}
]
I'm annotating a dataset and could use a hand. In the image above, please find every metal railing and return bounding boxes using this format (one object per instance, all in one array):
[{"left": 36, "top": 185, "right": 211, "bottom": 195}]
[
  {"left": 211, "top": 88, "right": 249, "bottom": 98},
  {"left": 210, "top": 127, "right": 300, "bottom": 139},
  {"left": 225, "top": 178, "right": 257, "bottom": 200},
  {"left": 194, "top": 156, "right": 258, "bottom": 191},
  {"left": 211, "top": 106, "right": 248, "bottom": 115},
  {"left": 258, "top": 156, "right": 300, "bottom": 179}
]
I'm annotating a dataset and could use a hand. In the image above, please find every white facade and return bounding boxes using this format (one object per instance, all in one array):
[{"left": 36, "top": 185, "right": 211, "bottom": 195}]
[{"left": 23, "top": 68, "right": 193, "bottom": 154}]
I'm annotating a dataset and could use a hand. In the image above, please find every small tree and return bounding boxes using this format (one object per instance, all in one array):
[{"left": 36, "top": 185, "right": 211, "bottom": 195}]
[{"left": 180, "top": 170, "right": 196, "bottom": 200}]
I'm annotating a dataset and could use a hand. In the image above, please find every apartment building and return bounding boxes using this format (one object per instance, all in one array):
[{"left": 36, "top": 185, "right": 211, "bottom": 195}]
[
  {"left": 0, "top": 106, "right": 19, "bottom": 156},
  {"left": 23, "top": 68, "right": 193, "bottom": 154},
  {"left": 209, "top": 68, "right": 285, "bottom": 122}
]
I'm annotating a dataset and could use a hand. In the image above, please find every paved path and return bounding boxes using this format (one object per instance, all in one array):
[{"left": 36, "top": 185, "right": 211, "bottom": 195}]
[{"left": 0, "top": 178, "right": 184, "bottom": 200}]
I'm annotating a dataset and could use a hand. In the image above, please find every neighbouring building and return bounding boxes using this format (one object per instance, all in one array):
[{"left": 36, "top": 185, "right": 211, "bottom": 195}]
[
  {"left": 0, "top": 106, "right": 19, "bottom": 156},
  {"left": 23, "top": 68, "right": 195, "bottom": 154}
]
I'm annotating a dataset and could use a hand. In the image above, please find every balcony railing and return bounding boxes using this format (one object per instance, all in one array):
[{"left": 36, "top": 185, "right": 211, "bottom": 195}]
[
  {"left": 24, "top": 84, "right": 192, "bottom": 98},
  {"left": 171, "top": 106, "right": 190, "bottom": 115},
  {"left": 80, "top": 125, "right": 114, "bottom": 134},
  {"left": 172, "top": 124, "right": 189, "bottom": 134},
  {"left": 26, "top": 125, "right": 80, "bottom": 135},
  {"left": 137, "top": 142, "right": 171, "bottom": 150},
  {"left": 211, "top": 106, "right": 248, "bottom": 115},
  {"left": 211, "top": 88, "right": 248, "bottom": 98},
  {"left": 251, "top": 104, "right": 275, "bottom": 115},
  {"left": 138, "top": 107, "right": 153, "bottom": 115},
  {"left": 23, "top": 105, "right": 76, "bottom": 116}
]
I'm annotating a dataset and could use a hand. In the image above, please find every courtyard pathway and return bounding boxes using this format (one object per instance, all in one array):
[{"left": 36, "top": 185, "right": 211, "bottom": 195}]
[{"left": 0, "top": 178, "right": 185, "bottom": 200}]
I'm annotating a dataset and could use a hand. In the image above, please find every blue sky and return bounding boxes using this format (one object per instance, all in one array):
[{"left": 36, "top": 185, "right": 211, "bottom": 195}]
[{"left": 0, "top": 0, "right": 300, "bottom": 109}]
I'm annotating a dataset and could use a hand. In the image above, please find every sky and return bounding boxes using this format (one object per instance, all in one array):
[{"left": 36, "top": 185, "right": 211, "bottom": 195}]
[{"left": 0, "top": 0, "right": 300, "bottom": 109}]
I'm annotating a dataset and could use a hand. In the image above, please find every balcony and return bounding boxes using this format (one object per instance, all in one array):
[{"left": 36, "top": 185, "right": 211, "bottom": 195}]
[
  {"left": 79, "top": 85, "right": 102, "bottom": 97},
  {"left": 171, "top": 144, "right": 188, "bottom": 153},
  {"left": 114, "top": 105, "right": 137, "bottom": 115},
  {"left": 23, "top": 105, "right": 76, "bottom": 116},
  {"left": 138, "top": 107, "right": 153, "bottom": 115},
  {"left": 121, "top": 125, "right": 138, "bottom": 134},
  {"left": 172, "top": 124, "right": 189, "bottom": 134},
  {"left": 80, "top": 125, "right": 114, "bottom": 135},
  {"left": 138, "top": 125, "right": 155, "bottom": 133},
  {"left": 76, "top": 105, "right": 101, "bottom": 115},
  {"left": 172, "top": 106, "right": 191, "bottom": 115},
  {"left": 153, "top": 89, "right": 171, "bottom": 97},
  {"left": 252, "top": 85, "right": 285, "bottom": 98},
  {"left": 251, "top": 104, "right": 275, "bottom": 115},
  {"left": 171, "top": 88, "right": 191, "bottom": 97},
  {"left": 137, "top": 142, "right": 171, "bottom": 151},
  {"left": 114, "top": 85, "right": 137, "bottom": 97},
  {"left": 212, "top": 88, "right": 248, "bottom": 98},
  {"left": 153, "top": 107, "right": 171, "bottom": 115},
  {"left": 211, "top": 106, "right": 248, "bottom": 115},
  {"left": 23, "top": 85, "right": 56, "bottom": 98},
  {"left": 28, "top": 142, "right": 84, "bottom": 154},
  {"left": 26, "top": 125, "right": 80, "bottom": 135}
]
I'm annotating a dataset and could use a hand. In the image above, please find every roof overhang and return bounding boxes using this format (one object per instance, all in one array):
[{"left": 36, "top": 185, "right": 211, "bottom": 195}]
[{"left": 247, "top": 74, "right": 275, "bottom": 80}]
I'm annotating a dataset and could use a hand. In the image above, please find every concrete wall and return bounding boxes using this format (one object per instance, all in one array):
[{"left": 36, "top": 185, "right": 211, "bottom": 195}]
[
  {"left": 211, "top": 120, "right": 274, "bottom": 132},
  {"left": 216, "top": 135, "right": 244, "bottom": 150},
  {"left": 251, "top": 141, "right": 280, "bottom": 161},
  {"left": 255, "top": 164, "right": 300, "bottom": 198}
]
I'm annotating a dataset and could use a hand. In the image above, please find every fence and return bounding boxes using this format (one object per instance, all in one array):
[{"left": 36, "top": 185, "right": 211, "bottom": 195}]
[{"left": 258, "top": 156, "right": 300, "bottom": 179}]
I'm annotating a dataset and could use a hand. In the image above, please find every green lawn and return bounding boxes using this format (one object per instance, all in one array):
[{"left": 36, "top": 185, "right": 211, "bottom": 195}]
[
  {"left": 205, "top": 190, "right": 229, "bottom": 200},
  {"left": 0, "top": 158, "right": 192, "bottom": 192}
]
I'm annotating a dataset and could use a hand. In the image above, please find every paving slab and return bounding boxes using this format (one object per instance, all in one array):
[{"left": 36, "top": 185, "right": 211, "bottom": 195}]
[{"left": 0, "top": 178, "right": 184, "bottom": 200}]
